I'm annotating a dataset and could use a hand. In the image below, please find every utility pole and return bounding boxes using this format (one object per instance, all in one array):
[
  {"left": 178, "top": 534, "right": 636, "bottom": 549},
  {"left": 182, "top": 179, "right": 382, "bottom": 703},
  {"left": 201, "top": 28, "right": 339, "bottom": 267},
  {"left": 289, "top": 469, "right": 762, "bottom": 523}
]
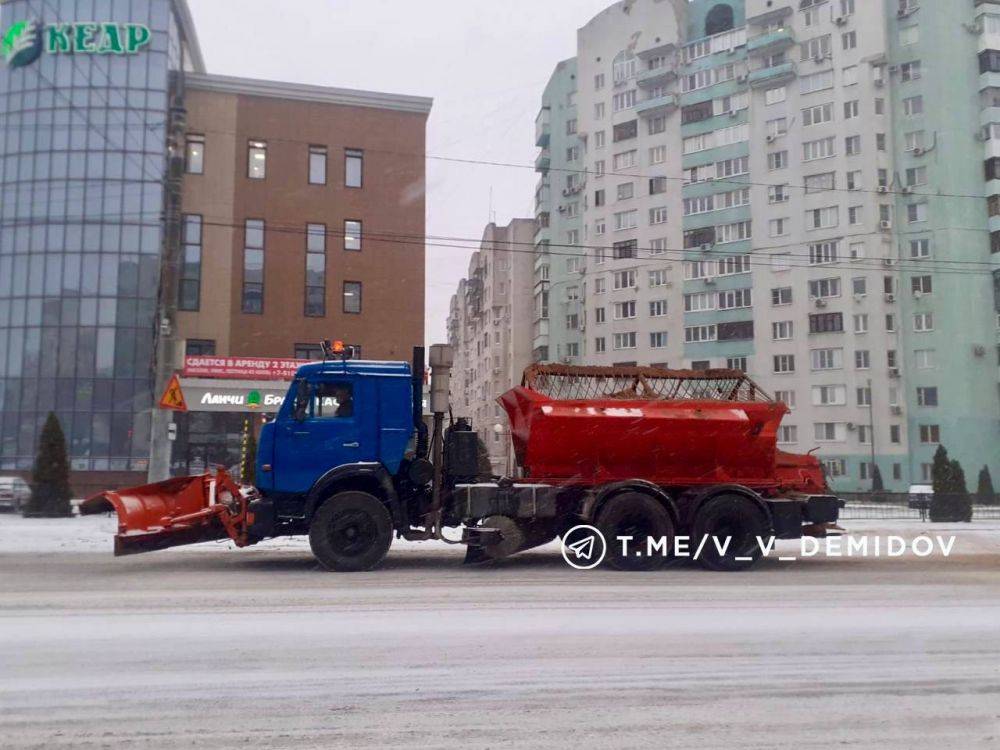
[
  {"left": 867, "top": 377, "right": 877, "bottom": 492},
  {"left": 147, "top": 86, "right": 186, "bottom": 482}
]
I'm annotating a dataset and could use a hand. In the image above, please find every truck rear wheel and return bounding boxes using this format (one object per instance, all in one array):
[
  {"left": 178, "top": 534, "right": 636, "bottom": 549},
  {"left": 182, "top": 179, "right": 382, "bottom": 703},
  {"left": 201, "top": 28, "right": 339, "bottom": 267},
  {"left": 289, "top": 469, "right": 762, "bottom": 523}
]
[
  {"left": 309, "top": 491, "right": 393, "bottom": 572},
  {"left": 596, "top": 492, "right": 674, "bottom": 571},
  {"left": 692, "top": 494, "right": 770, "bottom": 572}
]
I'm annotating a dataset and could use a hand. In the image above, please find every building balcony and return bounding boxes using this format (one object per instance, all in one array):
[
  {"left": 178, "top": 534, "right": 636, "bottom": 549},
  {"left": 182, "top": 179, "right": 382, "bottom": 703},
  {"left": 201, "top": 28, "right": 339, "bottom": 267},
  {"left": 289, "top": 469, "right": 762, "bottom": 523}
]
[
  {"left": 980, "top": 71, "right": 1000, "bottom": 92},
  {"left": 535, "top": 183, "right": 551, "bottom": 212},
  {"left": 746, "top": 5, "right": 792, "bottom": 28},
  {"left": 535, "top": 106, "right": 551, "bottom": 148},
  {"left": 981, "top": 106, "right": 1000, "bottom": 128},
  {"left": 635, "top": 66, "right": 677, "bottom": 88},
  {"left": 635, "top": 94, "right": 677, "bottom": 117},
  {"left": 746, "top": 28, "right": 795, "bottom": 57},
  {"left": 535, "top": 152, "right": 551, "bottom": 173},
  {"left": 748, "top": 61, "right": 796, "bottom": 88},
  {"left": 637, "top": 40, "right": 676, "bottom": 60}
]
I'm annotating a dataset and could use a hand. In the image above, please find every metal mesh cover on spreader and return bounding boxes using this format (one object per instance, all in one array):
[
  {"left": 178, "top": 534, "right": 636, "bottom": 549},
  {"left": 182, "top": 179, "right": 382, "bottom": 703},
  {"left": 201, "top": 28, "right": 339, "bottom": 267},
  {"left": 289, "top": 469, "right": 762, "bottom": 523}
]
[{"left": 521, "top": 364, "right": 771, "bottom": 403}]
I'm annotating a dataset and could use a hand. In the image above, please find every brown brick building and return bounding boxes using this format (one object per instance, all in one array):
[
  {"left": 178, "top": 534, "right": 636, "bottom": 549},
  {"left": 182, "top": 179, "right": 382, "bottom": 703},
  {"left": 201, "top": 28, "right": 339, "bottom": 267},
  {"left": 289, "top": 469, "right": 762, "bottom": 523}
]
[
  {"left": 177, "top": 74, "right": 432, "bottom": 362},
  {"left": 149, "top": 74, "right": 432, "bottom": 482}
]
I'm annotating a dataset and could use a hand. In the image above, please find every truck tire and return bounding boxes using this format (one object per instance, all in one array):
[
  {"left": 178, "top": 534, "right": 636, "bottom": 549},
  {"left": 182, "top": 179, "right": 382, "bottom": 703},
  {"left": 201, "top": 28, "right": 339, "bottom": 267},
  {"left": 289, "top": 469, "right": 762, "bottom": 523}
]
[
  {"left": 692, "top": 494, "right": 770, "bottom": 572},
  {"left": 596, "top": 492, "right": 674, "bottom": 571},
  {"left": 309, "top": 491, "right": 393, "bottom": 572}
]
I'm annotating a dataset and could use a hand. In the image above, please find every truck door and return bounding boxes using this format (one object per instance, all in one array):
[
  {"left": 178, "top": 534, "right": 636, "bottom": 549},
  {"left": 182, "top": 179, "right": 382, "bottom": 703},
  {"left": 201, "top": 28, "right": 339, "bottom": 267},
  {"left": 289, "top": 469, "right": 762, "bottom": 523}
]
[{"left": 273, "top": 377, "right": 370, "bottom": 494}]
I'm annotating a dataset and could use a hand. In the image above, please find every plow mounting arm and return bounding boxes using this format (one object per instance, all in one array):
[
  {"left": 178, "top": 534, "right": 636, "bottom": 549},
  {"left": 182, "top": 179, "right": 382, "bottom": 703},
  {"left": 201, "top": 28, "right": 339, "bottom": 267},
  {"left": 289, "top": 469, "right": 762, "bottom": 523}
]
[{"left": 79, "top": 470, "right": 258, "bottom": 556}]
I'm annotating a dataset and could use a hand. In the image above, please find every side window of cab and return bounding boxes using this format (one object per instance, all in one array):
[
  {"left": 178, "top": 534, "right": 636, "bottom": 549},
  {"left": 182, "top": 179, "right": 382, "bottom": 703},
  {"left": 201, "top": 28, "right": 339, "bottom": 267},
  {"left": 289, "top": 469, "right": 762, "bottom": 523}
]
[{"left": 311, "top": 381, "right": 354, "bottom": 419}]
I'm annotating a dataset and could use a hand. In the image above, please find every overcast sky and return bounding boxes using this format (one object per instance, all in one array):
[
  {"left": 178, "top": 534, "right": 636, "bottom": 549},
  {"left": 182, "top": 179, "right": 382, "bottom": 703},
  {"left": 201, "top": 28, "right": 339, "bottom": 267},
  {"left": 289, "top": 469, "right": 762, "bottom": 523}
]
[{"left": 187, "top": 0, "right": 613, "bottom": 347}]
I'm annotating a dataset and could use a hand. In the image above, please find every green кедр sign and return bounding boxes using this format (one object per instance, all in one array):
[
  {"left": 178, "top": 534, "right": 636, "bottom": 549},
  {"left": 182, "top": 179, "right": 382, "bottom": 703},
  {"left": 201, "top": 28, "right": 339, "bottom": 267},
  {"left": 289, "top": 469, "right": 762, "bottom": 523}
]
[{"left": 2, "top": 19, "right": 151, "bottom": 68}]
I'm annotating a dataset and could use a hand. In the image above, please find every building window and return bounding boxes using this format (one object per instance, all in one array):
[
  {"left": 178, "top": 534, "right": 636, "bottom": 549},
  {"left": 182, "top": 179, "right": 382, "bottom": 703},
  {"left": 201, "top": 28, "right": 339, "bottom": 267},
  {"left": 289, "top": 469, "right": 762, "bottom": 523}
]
[
  {"left": 812, "top": 385, "right": 847, "bottom": 406},
  {"left": 613, "top": 240, "right": 638, "bottom": 259},
  {"left": 344, "top": 220, "right": 362, "bottom": 251},
  {"left": 772, "top": 321, "right": 793, "bottom": 340},
  {"left": 345, "top": 148, "right": 364, "bottom": 188},
  {"left": 613, "top": 119, "right": 638, "bottom": 142},
  {"left": 179, "top": 215, "right": 202, "bottom": 311},
  {"left": 773, "top": 354, "right": 795, "bottom": 373},
  {"left": 918, "top": 424, "right": 940, "bottom": 444},
  {"left": 772, "top": 287, "right": 792, "bottom": 306},
  {"left": 685, "top": 325, "right": 718, "bottom": 343},
  {"left": 809, "top": 277, "right": 841, "bottom": 298},
  {"left": 809, "top": 312, "right": 844, "bottom": 334},
  {"left": 242, "top": 219, "right": 265, "bottom": 313},
  {"left": 309, "top": 145, "right": 327, "bottom": 185},
  {"left": 248, "top": 140, "right": 267, "bottom": 179},
  {"left": 768, "top": 151, "right": 788, "bottom": 170},
  {"left": 613, "top": 332, "right": 637, "bottom": 350},
  {"left": 777, "top": 425, "right": 798, "bottom": 444},
  {"left": 911, "top": 275, "right": 932, "bottom": 295},
  {"left": 305, "top": 224, "right": 326, "bottom": 317},
  {"left": 343, "top": 281, "right": 362, "bottom": 314},
  {"left": 810, "top": 347, "right": 843, "bottom": 370},
  {"left": 916, "top": 386, "right": 938, "bottom": 407},
  {"left": 294, "top": 343, "right": 325, "bottom": 360},
  {"left": 185, "top": 339, "right": 216, "bottom": 356},
  {"left": 185, "top": 134, "right": 204, "bottom": 174}
]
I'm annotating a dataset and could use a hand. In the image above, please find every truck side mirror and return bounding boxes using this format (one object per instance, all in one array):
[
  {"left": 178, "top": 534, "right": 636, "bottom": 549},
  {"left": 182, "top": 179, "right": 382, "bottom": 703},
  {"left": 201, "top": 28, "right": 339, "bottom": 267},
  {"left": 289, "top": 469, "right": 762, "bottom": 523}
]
[{"left": 293, "top": 379, "right": 309, "bottom": 422}]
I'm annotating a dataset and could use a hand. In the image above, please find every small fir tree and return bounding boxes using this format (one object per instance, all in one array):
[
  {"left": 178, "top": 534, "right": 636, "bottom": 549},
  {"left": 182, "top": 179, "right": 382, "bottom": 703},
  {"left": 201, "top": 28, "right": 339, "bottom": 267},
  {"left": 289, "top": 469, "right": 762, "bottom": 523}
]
[
  {"left": 25, "top": 413, "right": 73, "bottom": 518},
  {"left": 929, "top": 445, "right": 972, "bottom": 522},
  {"left": 871, "top": 464, "right": 884, "bottom": 492},
  {"left": 977, "top": 465, "right": 995, "bottom": 504}
]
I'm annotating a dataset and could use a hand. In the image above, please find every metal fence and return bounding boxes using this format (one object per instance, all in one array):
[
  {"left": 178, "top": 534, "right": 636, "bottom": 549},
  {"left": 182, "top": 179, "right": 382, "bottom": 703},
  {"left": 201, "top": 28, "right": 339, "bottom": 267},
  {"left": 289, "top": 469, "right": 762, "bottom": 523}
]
[{"left": 838, "top": 492, "right": 1000, "bottom": 521}]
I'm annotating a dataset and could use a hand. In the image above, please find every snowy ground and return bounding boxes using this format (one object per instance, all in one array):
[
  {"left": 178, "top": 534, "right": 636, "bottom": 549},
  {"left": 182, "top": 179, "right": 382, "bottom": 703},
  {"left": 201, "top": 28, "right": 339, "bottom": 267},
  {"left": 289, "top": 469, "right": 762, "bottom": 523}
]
[{"left": 0, "top": 512, "right": 998, "bottom": 749}]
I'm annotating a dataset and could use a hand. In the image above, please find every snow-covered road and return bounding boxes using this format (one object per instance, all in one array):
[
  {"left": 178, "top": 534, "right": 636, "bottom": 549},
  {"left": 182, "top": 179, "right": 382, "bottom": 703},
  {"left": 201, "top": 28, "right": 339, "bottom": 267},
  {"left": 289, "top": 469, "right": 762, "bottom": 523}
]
[{"left": 0, "top": 513, "right": 998, "bottom": 748}]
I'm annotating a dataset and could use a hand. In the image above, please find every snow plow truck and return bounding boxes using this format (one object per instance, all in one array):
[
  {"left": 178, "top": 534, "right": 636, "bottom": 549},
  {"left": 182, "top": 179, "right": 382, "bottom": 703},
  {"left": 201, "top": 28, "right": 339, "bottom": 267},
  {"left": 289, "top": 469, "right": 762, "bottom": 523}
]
[{"left": 81, "top": 344, "right": 843, "bottom": 571}]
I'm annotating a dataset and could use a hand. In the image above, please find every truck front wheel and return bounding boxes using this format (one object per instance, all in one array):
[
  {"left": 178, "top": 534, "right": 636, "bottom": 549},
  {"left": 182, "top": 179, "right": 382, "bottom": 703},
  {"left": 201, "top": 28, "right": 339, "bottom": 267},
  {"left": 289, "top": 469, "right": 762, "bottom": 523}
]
[
  {"left": 692, "top": 494, "right": 770, "bottom": 572},
  {"left": 596, "top": 492, "right": 674, "bottom": 571},
  {"left": 309, "top": 491, "right": 393, "bottom": 572}
]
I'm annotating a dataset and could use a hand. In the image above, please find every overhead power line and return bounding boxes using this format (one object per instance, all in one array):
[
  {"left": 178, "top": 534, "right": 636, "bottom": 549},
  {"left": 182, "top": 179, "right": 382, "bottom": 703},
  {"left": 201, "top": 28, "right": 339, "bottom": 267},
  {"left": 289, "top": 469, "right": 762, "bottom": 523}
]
[
  {"left": 1, "top": 213, "right": 993, "bottom": 278},
  {"left": 1, "top": 118, "right": 994, "bottom": 203}
]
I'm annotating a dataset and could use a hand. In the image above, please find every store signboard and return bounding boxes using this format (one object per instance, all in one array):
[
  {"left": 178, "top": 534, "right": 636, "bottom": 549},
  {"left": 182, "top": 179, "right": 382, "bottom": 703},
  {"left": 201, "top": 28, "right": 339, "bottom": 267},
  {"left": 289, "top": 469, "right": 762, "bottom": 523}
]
[
  {"left": 178, "top": 379, "right": 290, "bottom": 413},
  {"left": 183, "top": 356, "right": 309, "bottom": 381},
  {"left": 2, "top": 19, "right": 152, "bottom": 68}
]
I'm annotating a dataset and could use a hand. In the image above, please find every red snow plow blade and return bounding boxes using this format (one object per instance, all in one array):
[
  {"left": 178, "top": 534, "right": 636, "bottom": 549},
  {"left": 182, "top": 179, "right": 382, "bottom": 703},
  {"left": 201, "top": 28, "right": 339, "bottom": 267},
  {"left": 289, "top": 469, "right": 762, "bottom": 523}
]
[{"left": 79, "top": 470, "right": 256, "bottom": 556}]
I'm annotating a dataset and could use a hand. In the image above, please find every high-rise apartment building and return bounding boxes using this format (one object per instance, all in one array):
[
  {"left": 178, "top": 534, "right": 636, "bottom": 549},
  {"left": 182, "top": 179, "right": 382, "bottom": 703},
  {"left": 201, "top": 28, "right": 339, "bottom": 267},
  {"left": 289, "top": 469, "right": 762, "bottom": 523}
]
[
  {"left": 531, "top": 0, "right": 1000, "bottom": 492},
  {"left": 533, "top": 58, "right": 584, "bottom": 364},
  {"left": 447, "top": 219, "right": 535, "bottom": 474}
]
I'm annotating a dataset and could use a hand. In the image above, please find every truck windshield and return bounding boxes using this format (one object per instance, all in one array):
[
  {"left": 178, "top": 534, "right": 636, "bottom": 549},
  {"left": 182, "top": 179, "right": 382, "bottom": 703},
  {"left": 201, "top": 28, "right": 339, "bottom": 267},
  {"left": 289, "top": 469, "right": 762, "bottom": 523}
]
[{"left": 312, "top": 382, "right": 354, "bottom": 418}]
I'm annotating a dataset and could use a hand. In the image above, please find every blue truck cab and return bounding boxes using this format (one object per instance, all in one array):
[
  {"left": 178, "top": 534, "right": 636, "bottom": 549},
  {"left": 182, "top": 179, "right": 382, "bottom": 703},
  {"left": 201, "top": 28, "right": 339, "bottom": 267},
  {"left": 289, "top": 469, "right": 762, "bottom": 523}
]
[{"left": 253, "top": 359, "right": 418, "bottom": 533}]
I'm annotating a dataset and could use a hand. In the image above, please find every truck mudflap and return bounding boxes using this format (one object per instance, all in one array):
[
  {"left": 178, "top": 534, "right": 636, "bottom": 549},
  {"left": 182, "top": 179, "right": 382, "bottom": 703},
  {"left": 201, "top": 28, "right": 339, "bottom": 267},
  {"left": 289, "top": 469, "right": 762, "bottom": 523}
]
[{"left": 79, "top": 470, "right": 257, "bottom": 556}]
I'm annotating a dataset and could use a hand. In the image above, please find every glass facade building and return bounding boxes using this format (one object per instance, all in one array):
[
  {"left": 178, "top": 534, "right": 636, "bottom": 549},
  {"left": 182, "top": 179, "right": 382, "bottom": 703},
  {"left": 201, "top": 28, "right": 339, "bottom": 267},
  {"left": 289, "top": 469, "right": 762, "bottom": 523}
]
[{"left": 0, "top": 0, "right": 202, "bottom": 474}]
